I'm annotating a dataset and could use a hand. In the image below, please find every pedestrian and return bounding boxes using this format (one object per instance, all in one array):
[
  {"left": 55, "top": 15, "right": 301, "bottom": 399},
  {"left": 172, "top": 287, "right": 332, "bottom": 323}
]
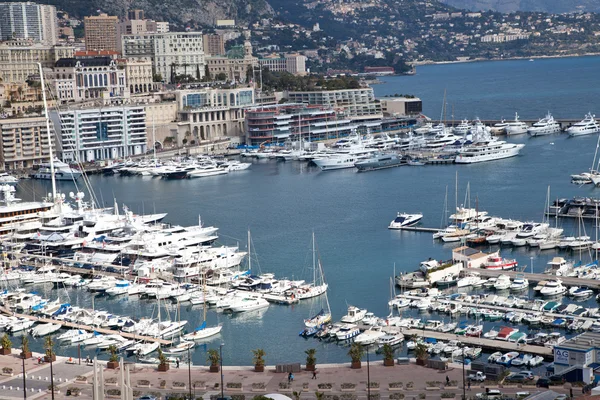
[
  {"left": 446, "top": 375, "right": 450, "bottom": 385},
  {"left": 467, "top": 379, "right": 471, "bottom": 391},
  {"left": 176, "top": 358, "right": 180, "bottom": 368},
  {"left": 288, "top": 372, "right": 292, "bottom": 383},
  {"left": 312, "top": 370, "right": 317, "bottom": 379},
  {"left": 291, "top": 373, "right": 294, "bottom": 382}
]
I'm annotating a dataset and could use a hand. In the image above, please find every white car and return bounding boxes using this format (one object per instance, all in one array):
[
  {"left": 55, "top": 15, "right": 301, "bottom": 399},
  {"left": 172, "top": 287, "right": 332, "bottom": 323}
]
[{"left": 476, "top": 389, "right": 502, "bottom": 399}]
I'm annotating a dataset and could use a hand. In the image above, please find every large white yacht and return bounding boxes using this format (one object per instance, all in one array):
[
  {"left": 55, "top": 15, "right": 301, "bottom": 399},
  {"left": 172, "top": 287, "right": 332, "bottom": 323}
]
[
  {"left": 33, "top": 159, "right": 82, "bottom": 181},
  {"left": 503, "top": 113, "right": 529, "bottom": 135},
  {"left": 455, "top": 138, "right": 525, "bottom": 164},
  {"left": 566, "top": 113, "right": 600, "bottom": 137},
  {"left": 527, "top": 113, "right": 561, "bottom": 136},
  {"left": 453, "top": 119, "right": 472, "bottom": 135},
  {"left": 424, "top": 132, "right": 462, "bottom": 150}
]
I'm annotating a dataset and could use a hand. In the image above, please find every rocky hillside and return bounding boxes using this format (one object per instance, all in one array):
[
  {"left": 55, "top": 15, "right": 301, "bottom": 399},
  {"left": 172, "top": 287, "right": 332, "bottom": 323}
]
[
  {"left": 43, "top": 0, "right": 273, "bottom": 28},
  {"left": 438, "top": 0, "right": 600, "bottom": 13}
]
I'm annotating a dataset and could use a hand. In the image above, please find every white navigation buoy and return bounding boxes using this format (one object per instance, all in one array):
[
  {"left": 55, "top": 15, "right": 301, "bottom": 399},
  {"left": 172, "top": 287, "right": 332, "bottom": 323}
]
[{"left": 550, "top": 142, "right": 554, "bottom": 145}]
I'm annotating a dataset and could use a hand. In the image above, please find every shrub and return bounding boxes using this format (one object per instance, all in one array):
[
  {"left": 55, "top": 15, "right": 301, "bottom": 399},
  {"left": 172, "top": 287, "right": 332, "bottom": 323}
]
[
  {"left": 231, "top": 395, "right": 245, "bottom": 400},
  {"left": 160, "top": 380, "right": 166, "bottom": 388},
  {"left": 207, "top": 348, "right": 220, "bottom": 365},
  {"left": 418, "top": 394, "right": 426, "bottom": 400},
  {"left": 341, "top": 395, "right": 357, "bottom": 400},
  {"left": 368, "top": 394, "right": 380, "bottom": 400},
  {"left": 448, "top": 380, "right": 458, "bottom": 387},
  {"left": 406, "top": 382, "right": 414, "bottom": 389},
  {"left": 341, "top": 383, "right": 356, "bottom": 389},
  {"left": 389, "top": 382, "right": 403, "bottom": 389},
  {"left": 193, "top": 380, "right": 205, "bottom": 388},
  {"left": 280, "top": 382, "right": 291, "bottom": 389},
  {"left": 68, "top": 387, "right": 81, "bottom": 396},
  {"left": 322, "top": 395, "right": 339, "bottom": 400},
  {"left": 348, "top": 343, "right": 363, "bottom": 362},
  {"left": 252, "top": 383, "right": 266, "bottom": 389},
  {"left": 318, "top": 383, "right": 333, "bottom": 389},
  {"left": 105, "top": 377, "right": 117, "bottom": 384},
  {"left": 426, "top": 381, "right": 441, "bottom": 387},
  {"left": 303, "top": 382, "right": 309, "bottom": 389},
  {"left": 227, "top": 382, "right": 242, "bottom": 389},
  {"left": 368, "top": 382, "right": 379, "bottom": 389},
  {"left": 306, "top": 348, "right": 317, "bottom": 365},
  {"left": 75, "top": 375, "right": 87, "bottom": 382},
  {"left": 1, "top": 333, "right": 11, "bottom": 349},
  {"left": 2, "top": 367, "right": 13, "bottom": 374},
  {"left": 137, "top": 380, "right": 150, "bottom": 386},
  {"left": 389, "top": 394, "right": 405, "bottom": 400},
  {"left": 133, "top": 391, "right": 141, "bottom": 397},
  {"left": 441, "top": 393, "right": 456, "bottom": 398},
  {"left": 106, "top": 389, "right": 121, "bottom": 396},
  {"left": 173, "top": 381, "right": 186, "bottom": 387},
  {"left": 108, "top": 345, "right": 118, "bottom": 363}
]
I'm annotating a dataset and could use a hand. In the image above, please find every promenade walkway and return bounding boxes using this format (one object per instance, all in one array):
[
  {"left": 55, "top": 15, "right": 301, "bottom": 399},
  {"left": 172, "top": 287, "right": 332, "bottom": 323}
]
[{"left": 0, "top": 351, "right": 572, "bottom": 400}]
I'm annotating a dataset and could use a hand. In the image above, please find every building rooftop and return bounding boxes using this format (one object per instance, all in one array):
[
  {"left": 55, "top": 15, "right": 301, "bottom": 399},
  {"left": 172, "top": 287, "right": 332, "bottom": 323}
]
[
  {"left": 556, "top": 331, "right": 600, "bottom": 351},
  {"left": 55, "top": 57, "right": 113, "bottom": 67}
]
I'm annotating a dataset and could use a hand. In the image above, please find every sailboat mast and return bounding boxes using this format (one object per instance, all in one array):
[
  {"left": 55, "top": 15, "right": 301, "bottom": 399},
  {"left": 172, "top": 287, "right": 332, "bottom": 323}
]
[
  {"left": 38, "top": 63, "right": 56, "bottom": 200},
  {"left": 248, "top": 230, "right": 252, "bottom": 273},
  {"left": 312, "top": 231, "right": 316, "bottom": 285}
]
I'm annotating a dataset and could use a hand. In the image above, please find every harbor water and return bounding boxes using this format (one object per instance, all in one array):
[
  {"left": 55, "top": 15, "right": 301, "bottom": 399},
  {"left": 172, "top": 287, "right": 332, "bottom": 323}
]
[{"left": 12, "top": 57, "right": 600, "bottom": 367}]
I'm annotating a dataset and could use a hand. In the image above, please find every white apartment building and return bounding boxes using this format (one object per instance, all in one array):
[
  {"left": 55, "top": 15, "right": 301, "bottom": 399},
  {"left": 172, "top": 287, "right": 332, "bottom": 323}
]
[
  {"left": 124, "top": 57, "right": 155, "bottom": 94},
  {"left": 258, "top": 54, "right": 307, "bottom": 75},
  {"left": 50, "top": 106, "right": 147, "bottom": 162},
  {"left": 51, "top": 57, "right": 127, "bottom": 103},
  {"left": 121, "top": 32, "right": 205, "bottom": 84},
  {"left": 0, "top": 116, "right": 54, "bottom": 170},
  {"left": 0, "top": 2, "right": 57, "bottom": 45},
  {"left": 287, "top": 88, "right": 382, "bottom": 120}
]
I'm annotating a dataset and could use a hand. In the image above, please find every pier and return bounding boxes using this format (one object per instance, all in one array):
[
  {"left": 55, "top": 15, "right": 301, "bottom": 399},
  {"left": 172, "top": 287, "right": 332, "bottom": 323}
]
[
  {"left": 399, "top": 328, "right": 553, "bottom": 359},
  {"left": 467, "top": 267, "right": 600, "bottom": 290},
  {"left": 0, "top": 307, "right": 172, "bottom": 345},
  {"left": 393, "top": 226, "right": 441, "bottom": 233}
]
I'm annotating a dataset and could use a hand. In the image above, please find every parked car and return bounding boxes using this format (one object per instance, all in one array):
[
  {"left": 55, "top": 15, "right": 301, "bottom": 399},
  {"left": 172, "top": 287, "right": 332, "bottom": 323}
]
[
  {"left": 536, "top": 377, "right": 550, "bottom": 388},
  {"left": 476, "top": 389, "right": 503, "bottom": 399},
  {"left": 468, "top": 371, "right": 487, "bottom": 382}
]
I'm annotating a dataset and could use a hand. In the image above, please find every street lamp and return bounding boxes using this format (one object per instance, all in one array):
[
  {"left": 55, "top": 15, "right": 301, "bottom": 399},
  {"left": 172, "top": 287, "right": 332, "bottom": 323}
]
[
  {"left": 366, "top": 348, "right": 371, "bottom": 400},
  {"left": 21, "top": 355, "right": 26, "bottom": 400},
  {"left": 462, "top": 347, "right": 466, "bottom": 400},
  {"left": 220, "top": 343, "right": 225, "bottom": 400},
  {"left": 188, "top": 346, "right": 192, "bottom": 400}
]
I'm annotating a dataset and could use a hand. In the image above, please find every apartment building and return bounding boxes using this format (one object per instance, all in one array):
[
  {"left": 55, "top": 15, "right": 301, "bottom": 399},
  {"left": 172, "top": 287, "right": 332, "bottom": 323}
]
[
  {"left": 0, "top": 39, "right": 74, "bottom": 83},
  {"left": 0, "top": 2, "right": 58, "bottom": 45},
  {"left": 286, "top": 88, "right": 382, "bottom": 120},
  {"left": 84, "top": 14, "right": 119, "bottom": 52},
  {"left": 176, "top": 87, "right": 254, "bottom": 142},
  {"left": 50, "top": 106, "right": 147, "bottom": 161},
  {"left": 121, "top": 32, "right": 205, "bottom": 84},
  {"left": 0, "top": 116, "right": 54, "bottom": 170},
  {"left": 258, "top": 54, "right": 307, "bottom": 75},
  {"left": 124, "top": 57, "right": 155, "bottom": 94},
  {"left": 203, "top": 33, "right": 225, "bottom": 56}
]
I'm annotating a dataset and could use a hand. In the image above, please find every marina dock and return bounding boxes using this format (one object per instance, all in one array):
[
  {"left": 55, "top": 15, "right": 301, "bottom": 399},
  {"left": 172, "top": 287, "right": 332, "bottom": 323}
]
[
  {"left": 467, "top": 267, "right": 600, "bottom": 290},
  {"left": 0, "top": 307, "right": 172, "bottom": 345},
  {"left": 393, "top": 226, "right": 441, "bottom": 232},
  {"left": 399, "top": 328, "right": 553, "bottom": 359}
]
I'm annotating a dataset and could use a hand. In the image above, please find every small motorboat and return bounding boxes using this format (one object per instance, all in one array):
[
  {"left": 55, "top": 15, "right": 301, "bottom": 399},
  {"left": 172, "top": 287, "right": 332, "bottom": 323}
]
[
  {"left": 487, "top": 351, "right": 502, "bottom": 363},
  {"left": 162, "top": 340, "right": 195, "bottom": 354},
  {"left": 569, "top": 286, "right": 594, "bottom": 298}
]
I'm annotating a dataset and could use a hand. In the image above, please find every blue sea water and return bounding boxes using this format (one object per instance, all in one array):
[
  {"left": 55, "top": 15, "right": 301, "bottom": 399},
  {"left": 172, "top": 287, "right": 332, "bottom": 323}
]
[
  {"left": 375, "top": 56, "right": 600, "bottom": 120},
  {"left": 13, "top": 57, "right": 600, "bottom": 367}
]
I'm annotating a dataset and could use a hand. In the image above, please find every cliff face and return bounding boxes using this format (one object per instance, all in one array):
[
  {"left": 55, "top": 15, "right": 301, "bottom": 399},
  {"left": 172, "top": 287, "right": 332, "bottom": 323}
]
[
  {"left": 438, "top": 0, "right": 600, "bottom": 13},
  {"left": 47, "top": 0, "right": 273, "bottom": 27}
]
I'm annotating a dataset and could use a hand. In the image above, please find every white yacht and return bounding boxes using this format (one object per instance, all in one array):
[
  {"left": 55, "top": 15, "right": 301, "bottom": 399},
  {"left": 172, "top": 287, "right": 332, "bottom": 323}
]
[
  {"left": 187, "top": 164, "right": 229, "bottom": 178},
  {"left": 455, "top": 139, "right": 525, "bottom": 164},
  {"left": 527, "top": 113, "right": 561, "bottom": 136},
  {"left": 503, "top": 113, "right": 529, "bottom": 135},
  {"left": 0, "top": 172, "right": 18, "bottom": 186},
  {"left": 424, "top": 132, "right": 462, "bottom": 150},
  {"left": 313, "top": 154, "right": 370, "bottom": 171},
  {"left": 340, "top": 306, "right": 367, "bottom": 323},
  {"left": 540, "top": 279, "right": 567, "bottom": 296},
  {"left": 388, "top": 212, "right": 423, "bottom": 229},
  {"left": 567, "top": 113, "right": 600, "bottom": 137},
  {"left": 453, "top": 119, "right": 472, "bottom": 135},
  {"left": 33, "top": 159, "right": 82, "bottom": 181}
]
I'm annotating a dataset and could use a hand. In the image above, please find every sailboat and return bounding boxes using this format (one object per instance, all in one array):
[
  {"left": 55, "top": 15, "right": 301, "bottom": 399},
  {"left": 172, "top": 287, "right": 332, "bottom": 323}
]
[
  {"left": 303, "top": 233, "right": 331, "bottom": 328},
  {"left": 182, "top": 271, "right": 222, "bottom": 341}
]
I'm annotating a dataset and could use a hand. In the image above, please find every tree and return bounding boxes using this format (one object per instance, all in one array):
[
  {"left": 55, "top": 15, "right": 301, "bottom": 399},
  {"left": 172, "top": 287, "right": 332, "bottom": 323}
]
[
  {"left": 44, "top": 336, "right": 55, "bottom": 361},
  {"left": 216, "top": 72, "right": 227, "bottom": 81},
  {"left": 305, "top": 348, "right": 316, "bottom": 369},
  {"left": 348, "top": 342, "right": 363, "bottom": 369},
  {"left": 415, "top": 343, "right": 429, "bottom": 366},
  {"left": 252, "top": 348, "right": 265, "bottom": 366},
  {"left": 152, "top": 74, "right": 163, "bottom": 83}
]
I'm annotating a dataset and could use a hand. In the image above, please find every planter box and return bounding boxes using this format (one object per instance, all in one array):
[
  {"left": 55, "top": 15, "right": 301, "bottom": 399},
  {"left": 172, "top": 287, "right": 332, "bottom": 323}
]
[
  {"left": 172, "top": 385, "right": 186, "bottom": 390},
  {"left": 252, "top": 388, "right": 266, "bottom": 392},
  {"left": 209, "top": 365, "right": 220, "bottom": 373},
  {"left": 44, "top": 355, "right": 56, "bottom": 363},
  {"left": 388, "top": 387, "right": 404, "bottom": 391},
  {"left": 341, "top": 388, "right": 356, "bottom": 392},
  {"left": 104, "top": 381, "right": 118, "bottom": 386},
  {"left": 425, "top": 387, "right": 440, "bottom": 391},
  {"left": 1, "top": 372, "right": 13, "bottom": 377},
  {"left": 158, "top": 364, "right": 169, "bottom": 372},
  {"left": 367, "top": 387, "right": 380, "bottom": 391},
  {"left": 135, "top": 384, "right": 151, "bottom": 388},
  {"left": 351, "top": 361, "right": 361, "bottom": 369},
  {"left": 445, "top": 386, "right": 458, "bottom": 390},
  {"left": 306, "top": 364, "right": 316, "bottom": 372},
  {"left": 383, "top": 359, "right": 394, "bottom": 367},
  {"left": 21, "top": 352, "right": 32, "bottom": 360},
  {"left": 0, "top": 348, "right": 11, "bottom": 355},
  {"left": 226, "top": 386, "right": 243, "bottom": 391},
  {"left": 107, "top": 361, "right": 119, "bottom": 370},
  {"left": 279, "top": 388, "right": 292, "bottom": 393},
  {"left": 317, "top": 388, "right": 332, "bottom": 392},
  {"left": 255, "top": 365, "right": 265, "bottom": 372}
]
